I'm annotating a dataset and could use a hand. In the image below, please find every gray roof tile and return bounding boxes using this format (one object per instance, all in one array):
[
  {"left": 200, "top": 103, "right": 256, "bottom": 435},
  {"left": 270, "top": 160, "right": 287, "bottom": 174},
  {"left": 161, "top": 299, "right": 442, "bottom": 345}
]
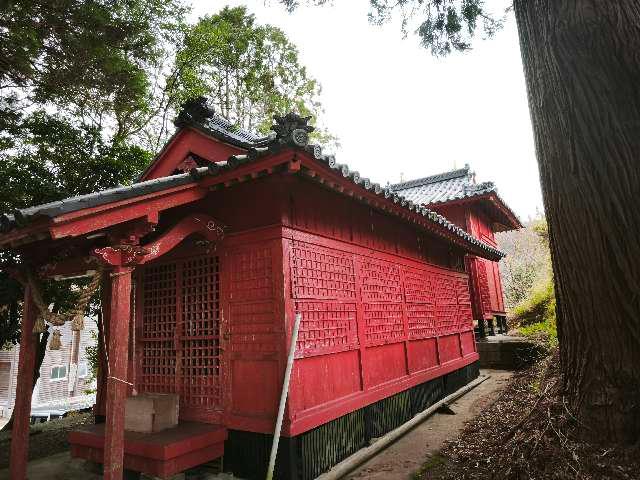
[{"left": 0, "top": 105, "right": 505, "bottom": 259}]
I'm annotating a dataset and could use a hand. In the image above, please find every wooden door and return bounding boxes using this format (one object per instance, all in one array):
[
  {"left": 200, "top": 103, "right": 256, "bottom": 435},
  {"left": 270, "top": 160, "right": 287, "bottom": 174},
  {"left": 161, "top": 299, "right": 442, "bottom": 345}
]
[{"left": 137, "top": 253, "right": 223, "bottom": 423}]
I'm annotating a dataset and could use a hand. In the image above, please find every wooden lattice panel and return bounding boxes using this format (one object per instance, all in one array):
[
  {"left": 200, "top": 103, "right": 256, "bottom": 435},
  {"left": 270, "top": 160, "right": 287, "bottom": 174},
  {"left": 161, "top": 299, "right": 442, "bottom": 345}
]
[
  {"left": 403, "top": 268, "right": 437, "bottom": 339},
  {"left": 291, "top": 242, "right": 356, "bottom": 299},
  {"left": 230, "top": 247, "right": 273, "bottom": 301},
  {"left": 295, "top": 301, "right": 358, "bottom": 356},
  {"left": 363, "top": 303, "right": 404, "bottom": 345},
  {"left": 180, "top": 256, "right": 221, "bottom": 411},
  {"left": 359, "top": 259, "right": 402, "bottom": 303},
  {"left": 139, "top": 255, "right": 222, "bottom": 421},
  {"left": 476, "top": 259, "right": 493, "bottom": 316},
  {"left": 228, "top": 246, "right": 278, "bottom": 355},
  {"left": 454, "top": 278, "right": 474, "bottom": 331},
  {"left": 406, "top": 303, "right": 437, "bottom": 339},
  {"left": 403, "top": 269, "right": 436, "bottom": 304},
  {"left": 434, "top": 277, "right": 459, "bottom": 333},
  {"left": 140, "top": 263, "right": 177, "bottom": 394}
]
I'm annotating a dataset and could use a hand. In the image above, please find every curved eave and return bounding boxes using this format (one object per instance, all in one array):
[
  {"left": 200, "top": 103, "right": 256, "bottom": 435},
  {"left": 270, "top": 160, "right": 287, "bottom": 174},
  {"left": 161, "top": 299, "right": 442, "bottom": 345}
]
[
  {"left": 428, "top": 191, "right": 522, "bottom": 232},
  {"left": 0, "top": 147, "right": 505, "bottom": 261}
]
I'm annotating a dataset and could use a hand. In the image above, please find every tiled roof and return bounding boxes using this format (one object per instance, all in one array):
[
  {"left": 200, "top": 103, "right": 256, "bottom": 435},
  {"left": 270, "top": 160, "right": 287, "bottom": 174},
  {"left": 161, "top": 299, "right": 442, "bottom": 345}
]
[
  {"left": 391, "top": 165, "right": 521, "bottom": 230},
  {"left": 0, "top": 173, "right": 198, "bottom": 232},
  {"left": 174, "top": 96, "right": 272, "bottom": 148},
  {"left": 391, "top": 165, "right": 488, "bottom": 204},
  {"left": 0, "top": 102, "right": 505, "bottom": 259}
]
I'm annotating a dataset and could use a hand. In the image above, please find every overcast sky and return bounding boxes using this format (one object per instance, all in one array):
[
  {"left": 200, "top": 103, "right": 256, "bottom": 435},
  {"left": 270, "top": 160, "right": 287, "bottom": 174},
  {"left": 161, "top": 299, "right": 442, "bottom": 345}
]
[{"left": 190, "top": 1, "right": 543, "bottom": 220}]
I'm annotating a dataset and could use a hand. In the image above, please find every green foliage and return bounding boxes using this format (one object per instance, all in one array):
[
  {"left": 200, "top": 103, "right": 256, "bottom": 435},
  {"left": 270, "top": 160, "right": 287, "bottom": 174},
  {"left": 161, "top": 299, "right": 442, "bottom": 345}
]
[
  {"left": 0, "top": 112, "right": 151, "bottom": 212},
  {"left": 176, "top": 6, "right": 335, "bottom": 145},
  {"left": 0, "top": 0, "right": 189, "bottom": 142},
  {"left": 0, "top": 0, "right": 186, "bottom": 347},
  {"left": 498, "top": 216, "right": 552, "bottom": 309},
  {"left": 514, "top": 279, "right": 558, "bottom": 349},
  {"left": 279, "top": 0, "right": 506, "bottom": 56},
  {"left": 0, "top": 270, "right": 21, "bottom": 348}
]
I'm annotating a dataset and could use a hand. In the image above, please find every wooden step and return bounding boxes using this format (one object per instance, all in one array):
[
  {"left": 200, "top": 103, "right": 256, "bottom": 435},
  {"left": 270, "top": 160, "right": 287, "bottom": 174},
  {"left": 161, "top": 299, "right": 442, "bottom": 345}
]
[{"left": 68, "top": 421, "right": 227, "bottom": 479}]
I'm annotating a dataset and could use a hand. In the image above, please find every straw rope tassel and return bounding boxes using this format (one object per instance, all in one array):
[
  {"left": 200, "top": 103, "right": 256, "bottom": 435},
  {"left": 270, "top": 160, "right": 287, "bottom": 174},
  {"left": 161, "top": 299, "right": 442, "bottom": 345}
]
[{"left": 26, "top": 266, "right": 103, "bottom": 337}]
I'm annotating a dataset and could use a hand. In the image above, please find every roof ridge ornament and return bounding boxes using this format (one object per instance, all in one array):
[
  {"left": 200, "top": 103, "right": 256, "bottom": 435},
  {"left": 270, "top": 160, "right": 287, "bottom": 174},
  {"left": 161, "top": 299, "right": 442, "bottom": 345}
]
[
  {"left": 270, "top": 112, "right": 315, "bottom": 148},
  {"left": 174, "top": 96, "right": 215, "bottom": 127}
]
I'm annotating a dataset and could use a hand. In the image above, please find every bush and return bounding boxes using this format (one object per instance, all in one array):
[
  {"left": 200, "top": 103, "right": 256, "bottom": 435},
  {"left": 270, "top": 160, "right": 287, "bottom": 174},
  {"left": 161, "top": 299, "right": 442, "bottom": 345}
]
[{"left": 513, "top": 279, "right": 557, "bottom": 349}]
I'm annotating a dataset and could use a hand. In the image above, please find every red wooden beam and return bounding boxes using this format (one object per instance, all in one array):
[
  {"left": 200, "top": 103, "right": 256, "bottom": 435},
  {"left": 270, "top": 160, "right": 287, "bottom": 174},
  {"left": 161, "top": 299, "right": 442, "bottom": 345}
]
[
  {"left": 102, "top": 266, "right": 133, "bottom": 480},
  {"left": 50, "top": 185, "right": 207, "bottom": 240},
  {"left": 139, "top": 213, "right": 223, "bottom": 264},
  {"left": 9, "top": 284, "right": 38, "bottom": 479}
]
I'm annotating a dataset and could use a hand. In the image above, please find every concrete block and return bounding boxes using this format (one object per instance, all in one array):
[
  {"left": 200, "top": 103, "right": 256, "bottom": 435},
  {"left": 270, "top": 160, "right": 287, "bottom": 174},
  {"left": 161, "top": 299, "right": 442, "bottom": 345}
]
[{"left": 125, "top": 393, "right": 179, "bottom": 433}]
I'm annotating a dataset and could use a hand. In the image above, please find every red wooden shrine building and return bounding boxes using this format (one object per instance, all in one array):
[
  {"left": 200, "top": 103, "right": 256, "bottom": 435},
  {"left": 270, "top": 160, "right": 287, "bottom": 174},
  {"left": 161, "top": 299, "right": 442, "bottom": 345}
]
[
  {"left": 1, "top": 98, "right": 506, "bottom": 480},
  {"left": 392, "top": 166, "right": 522, "bottom": 336}
]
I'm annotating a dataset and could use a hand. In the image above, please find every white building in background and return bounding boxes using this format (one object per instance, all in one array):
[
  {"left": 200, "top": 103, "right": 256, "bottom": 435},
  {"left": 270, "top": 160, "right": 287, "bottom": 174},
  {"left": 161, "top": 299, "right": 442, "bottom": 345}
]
[{"left": 0, "top": 318, "right": 97, "bottom": 419}]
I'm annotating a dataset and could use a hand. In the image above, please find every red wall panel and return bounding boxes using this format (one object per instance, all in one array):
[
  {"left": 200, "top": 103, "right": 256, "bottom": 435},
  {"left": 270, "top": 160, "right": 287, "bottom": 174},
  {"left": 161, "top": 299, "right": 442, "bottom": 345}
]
[
  {"left": 407, "top": 338, "right": 439, "bottom": 373},
  {"left": 290, "top": 350, "right": 361, "bottom": 412},
  {"left": 364, "top": 343, "right": 407, "bottom": 388},
  {"left": 438, "top": 334, "right": 462, "bottom": 364},
  {"left": 223, "top": 240, "right": 285, "bottom": 431},
  {"left": 284, "top": 230, "right": 477, "bottom": 435},
  {"left": 460, "top": 331, "right": 476, "bottom": 356}
]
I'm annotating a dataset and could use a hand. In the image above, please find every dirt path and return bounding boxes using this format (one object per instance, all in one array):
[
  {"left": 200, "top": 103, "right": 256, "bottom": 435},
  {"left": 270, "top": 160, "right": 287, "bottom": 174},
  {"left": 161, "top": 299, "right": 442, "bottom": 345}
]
[{"left": 345, "top": 369, "right": 513, "bottom": 480}]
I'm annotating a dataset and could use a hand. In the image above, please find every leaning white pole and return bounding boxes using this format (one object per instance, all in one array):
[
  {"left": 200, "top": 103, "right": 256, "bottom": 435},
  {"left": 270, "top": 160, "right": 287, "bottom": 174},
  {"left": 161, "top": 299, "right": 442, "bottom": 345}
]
[{"left": 266, "top": 312, "right": 302, "bottom": 480}]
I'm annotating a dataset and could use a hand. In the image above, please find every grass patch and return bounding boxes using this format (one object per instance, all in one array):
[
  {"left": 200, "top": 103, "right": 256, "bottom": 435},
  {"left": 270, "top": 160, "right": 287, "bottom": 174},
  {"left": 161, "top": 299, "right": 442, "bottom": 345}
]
[
  {"left": 512, "top": 279, "right": 558, "bottom": 349},
  {"left": 520, "top": 317, "right": 558, "bottom": 349},
  {"left": 412, "top": 453, "right": 447, "bottom": 479}
]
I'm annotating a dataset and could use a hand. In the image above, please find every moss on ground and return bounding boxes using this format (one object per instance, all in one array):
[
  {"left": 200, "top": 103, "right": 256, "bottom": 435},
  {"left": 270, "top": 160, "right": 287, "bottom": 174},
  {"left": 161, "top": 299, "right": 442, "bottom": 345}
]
[{"left": 412, "top": 453, "right": 447, "bottom": 479}]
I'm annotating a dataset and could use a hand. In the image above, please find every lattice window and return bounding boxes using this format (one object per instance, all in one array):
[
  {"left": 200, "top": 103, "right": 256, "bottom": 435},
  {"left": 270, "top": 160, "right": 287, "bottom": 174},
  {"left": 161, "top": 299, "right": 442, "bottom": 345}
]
[
  {"left": 475, "top": 259, "right": 493, "bottom": 316},
  {"left": 139, "top": 255, "right": 221, "bottom": 417},
  {"left": 140, "top": 264, "right": 177, "bottom": 394},
  {"left": 359, "top": 260, "right": 402, "bottom": 303},
  {"left": 291, "top": 242, "right": 356, "bottom": 299},
  {"left": 181, "top": 256, "right": 221, "bottom": 410},
  {"left": 295, "top": 301, "right": 358, "bottom": 355},
  {"left": 363, "top": 303, "right": 404, "bottom": 345}
]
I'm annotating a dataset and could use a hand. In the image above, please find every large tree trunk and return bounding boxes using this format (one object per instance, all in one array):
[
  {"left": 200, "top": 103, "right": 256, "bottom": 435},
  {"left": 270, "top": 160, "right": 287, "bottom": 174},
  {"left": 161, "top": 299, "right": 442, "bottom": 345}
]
[{"left": 513, "top": 0, "right": 640, "bottom": 443}]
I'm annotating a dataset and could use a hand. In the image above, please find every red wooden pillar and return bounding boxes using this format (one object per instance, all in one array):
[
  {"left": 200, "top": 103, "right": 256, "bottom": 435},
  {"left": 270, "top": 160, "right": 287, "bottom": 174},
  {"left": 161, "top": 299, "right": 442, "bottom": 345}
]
[
  {"left": 103, "top": 266, "right": 133, "bottom": 480},
  {"left": 94, "top": 271, "right": 112, "bottom": 419},
  {"left": 9, "top": 284, "right": 38, "bottom": 480}
]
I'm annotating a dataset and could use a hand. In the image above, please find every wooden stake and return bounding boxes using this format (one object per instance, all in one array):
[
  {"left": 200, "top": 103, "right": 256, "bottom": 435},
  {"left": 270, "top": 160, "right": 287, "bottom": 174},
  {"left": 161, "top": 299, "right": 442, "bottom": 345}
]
[{"left": 266, "top": 312, "right": 302, "bottom": 480}]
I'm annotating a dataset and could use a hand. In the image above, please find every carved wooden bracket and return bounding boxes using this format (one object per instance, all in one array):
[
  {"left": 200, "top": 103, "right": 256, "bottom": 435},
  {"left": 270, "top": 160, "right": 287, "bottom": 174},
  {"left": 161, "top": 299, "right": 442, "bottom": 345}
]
[
  {"left": 138, "top": 213, "right": 223, "bottom": 264},
  {"left": 106, "top": 212, "right": 159, "bottom": 246},
  {"left": 94, "top": 245, "right": 149, "bottom": 267},
  {"left": 93, "top": 213, "right": 224, "bottom": 267}
]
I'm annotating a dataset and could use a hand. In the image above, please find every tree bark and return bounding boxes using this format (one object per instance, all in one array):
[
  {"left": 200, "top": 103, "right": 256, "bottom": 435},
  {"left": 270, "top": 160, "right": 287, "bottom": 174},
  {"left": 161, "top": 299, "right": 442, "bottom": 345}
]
[
  {"left": 513, "top": 0, "right": 640, "bottom": 443},
  {"left": 0, "top": 329, "right": 49, "bottom": 433}
]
